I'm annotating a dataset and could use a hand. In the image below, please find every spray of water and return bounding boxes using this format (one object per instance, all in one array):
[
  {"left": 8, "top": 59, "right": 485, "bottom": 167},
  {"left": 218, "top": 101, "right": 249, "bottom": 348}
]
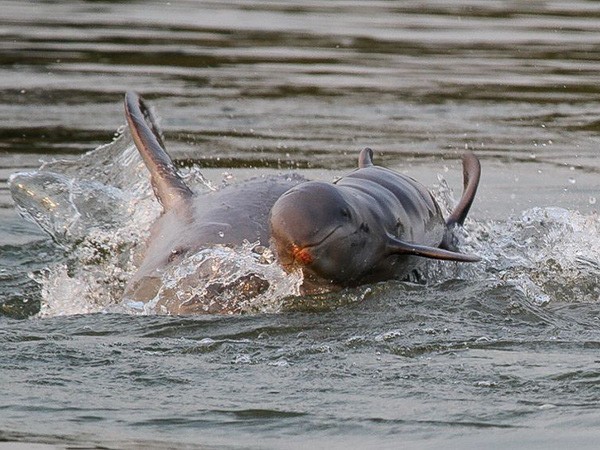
[
  {"left": 10, "top": 130, "right": 303, "bottom": 316},
  {"left": 427, "top": 179, "right": 600, "bottom": 305},
  {"left": 8, "top": 131, "right": 600, "bottom": 316}
]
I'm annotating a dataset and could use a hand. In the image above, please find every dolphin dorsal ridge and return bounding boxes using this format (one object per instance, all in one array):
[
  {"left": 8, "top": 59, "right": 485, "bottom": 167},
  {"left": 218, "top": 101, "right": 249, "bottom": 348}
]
[{"left": 358, "top": 148, "right": 374, "bottom": 168}]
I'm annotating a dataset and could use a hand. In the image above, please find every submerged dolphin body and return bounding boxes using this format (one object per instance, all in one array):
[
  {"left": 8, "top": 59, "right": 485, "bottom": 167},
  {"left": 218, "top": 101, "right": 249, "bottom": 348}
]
[
  {"left": 269, "top": 149, "right": 481, "bottom": 288},
  {"left": 122, "top": 92, "right": 306, "bottom": 307},
  {"left": 123, "top": 92, "right": 481, "bottom": 311}
]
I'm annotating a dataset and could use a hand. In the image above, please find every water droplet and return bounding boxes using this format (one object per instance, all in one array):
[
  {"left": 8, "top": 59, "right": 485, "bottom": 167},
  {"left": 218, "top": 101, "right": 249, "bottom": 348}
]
[
  {"left": 269, "top": 359, "right": 290, "bottom": 367},
  {"left": 568, "top": 177, "right": 576, "bottom": 184},
  {"left": 218, "top": 231, "right": 225, "bottom": 238},
  {"left": 589, "top": 196, "right": 597, "bottom": 205},
  {"left": 233, "top": 354, "right": 251, "bottom": 364}
]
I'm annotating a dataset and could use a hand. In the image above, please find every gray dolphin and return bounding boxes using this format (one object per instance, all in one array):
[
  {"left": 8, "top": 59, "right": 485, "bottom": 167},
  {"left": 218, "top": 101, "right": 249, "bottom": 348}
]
[
  {"left": 122, "top": 92, "right": 306, "bottom": 304},
  {"left": 269, "top": 148, "right": 481, "bottom": 288},
  {"left": 123, "top": 92, "right": 480, "bottom": 307}
]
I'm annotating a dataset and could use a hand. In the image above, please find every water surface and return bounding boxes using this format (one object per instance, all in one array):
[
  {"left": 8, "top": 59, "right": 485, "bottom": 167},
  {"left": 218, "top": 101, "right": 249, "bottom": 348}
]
[{"left": 1, "top": 1, "right": 599, "bottom": 448}]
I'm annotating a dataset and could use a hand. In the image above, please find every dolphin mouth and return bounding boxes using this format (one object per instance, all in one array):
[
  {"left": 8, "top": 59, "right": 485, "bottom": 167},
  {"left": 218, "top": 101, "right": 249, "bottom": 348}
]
[
  {"left": 291, "top": 244, "right": 313, "bottom": 265},
  {"left": 282, "top": 225, "right": 342, "bottom": 267}
]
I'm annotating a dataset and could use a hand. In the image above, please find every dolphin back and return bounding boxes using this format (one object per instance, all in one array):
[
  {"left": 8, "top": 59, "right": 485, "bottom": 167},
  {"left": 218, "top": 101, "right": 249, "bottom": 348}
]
[
  {"left": 341, "top": 149, "right": 481, "bottom": 263},
  {"left": 124, "top": 92, "right": 193, "bottom": 210}
]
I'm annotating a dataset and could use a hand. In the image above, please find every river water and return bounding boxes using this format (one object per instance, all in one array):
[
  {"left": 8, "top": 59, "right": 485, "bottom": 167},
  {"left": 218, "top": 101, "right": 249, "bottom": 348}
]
[{"left": 1, "top": 1, "right": 600, "bottom": 448}]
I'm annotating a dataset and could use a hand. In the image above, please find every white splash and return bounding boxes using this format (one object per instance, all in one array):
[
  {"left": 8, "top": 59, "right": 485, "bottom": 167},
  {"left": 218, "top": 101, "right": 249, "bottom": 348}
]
[
  {"left": 10, "top": 130, "right": 303, "bottom": 317},
  {"left": 424, "top": 186, "right": 600, "bottom": 305},
  {"left": 121, "top": 243, "right": 303, "bottom": 315},
  {"left": 8, "top": 130, "right": 600, "bottom": 316}
]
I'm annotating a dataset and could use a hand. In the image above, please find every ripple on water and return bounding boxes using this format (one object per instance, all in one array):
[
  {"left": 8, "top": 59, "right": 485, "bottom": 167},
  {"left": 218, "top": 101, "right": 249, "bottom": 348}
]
[{"left": 4, "top": 1, "right": 600, "bottom": 448}]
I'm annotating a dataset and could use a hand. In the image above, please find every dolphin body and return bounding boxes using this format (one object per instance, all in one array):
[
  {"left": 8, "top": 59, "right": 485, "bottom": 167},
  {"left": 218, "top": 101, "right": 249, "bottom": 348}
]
[
  {"left": 269, "top": 149, "right": 481, "bottom": 289},
  {"left": 122, "top": 92, "right": 307, "bottom": 305},
  {"left": 123, "top": 92, "right": 480, "bottom": 310}
]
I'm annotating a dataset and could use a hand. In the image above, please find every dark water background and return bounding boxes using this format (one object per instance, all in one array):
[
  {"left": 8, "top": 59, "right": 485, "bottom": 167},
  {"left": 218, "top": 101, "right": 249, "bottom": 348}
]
[{"left": 1, "top": 1, "right": 600, "bottom": 448}]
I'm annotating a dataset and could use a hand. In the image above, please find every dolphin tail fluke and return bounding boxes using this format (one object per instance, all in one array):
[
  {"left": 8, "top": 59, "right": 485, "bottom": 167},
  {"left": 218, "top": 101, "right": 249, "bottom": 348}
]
[
  {"left": 124, "top": 91, "right": 193, "bottom": 211},
  {"left": 445, "top": 151, "right": 480, "bottom": 227}
]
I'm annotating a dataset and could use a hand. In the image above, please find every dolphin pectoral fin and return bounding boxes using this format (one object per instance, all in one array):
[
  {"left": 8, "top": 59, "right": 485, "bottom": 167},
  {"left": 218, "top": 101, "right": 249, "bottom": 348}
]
[
  {"left": 126, "top": 92, "right": 166, "bottom": 149},
  {"left": 386, "top": 236, "right": 481, "bottom": 262},
  {"left": 358, "top": 147, "right": 374, "bottom": 168},
  {"left": 124, "top": 92, "right": 193, "bottom": 211},
  {"left": 446, "top": 151, "right": 481, "bottom": 227}
]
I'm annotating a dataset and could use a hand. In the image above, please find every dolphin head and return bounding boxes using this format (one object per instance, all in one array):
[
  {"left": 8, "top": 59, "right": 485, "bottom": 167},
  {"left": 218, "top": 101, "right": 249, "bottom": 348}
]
[{"left": 269, "top": 181, "right": 378, "bottom": 285}]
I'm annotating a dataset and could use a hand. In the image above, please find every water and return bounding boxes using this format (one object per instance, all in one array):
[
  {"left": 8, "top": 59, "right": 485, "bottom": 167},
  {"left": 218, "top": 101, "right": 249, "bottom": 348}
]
[{"left": 1, "top": 0, "right": 599, "bottom": 448}]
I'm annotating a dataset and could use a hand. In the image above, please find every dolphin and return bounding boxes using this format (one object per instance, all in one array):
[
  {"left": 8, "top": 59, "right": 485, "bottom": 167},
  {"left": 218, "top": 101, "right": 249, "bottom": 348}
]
[
  {"left": 122, "top": 92, "right": 306, "bottom": 304},
  {"left": 124, "top": 92, "right": 480, "bottom": 309},
  {"left": 269, "top": 148, "right": 481, "bottom": 288}
]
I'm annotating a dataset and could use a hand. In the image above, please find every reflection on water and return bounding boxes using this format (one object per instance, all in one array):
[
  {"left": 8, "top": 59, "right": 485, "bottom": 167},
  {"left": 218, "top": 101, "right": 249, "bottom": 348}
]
[
  {"left": 1, "top": 0, "right": 599, "bottom": 448},
  {"left": 2, "top": 1, "right": 600, "bottom": 167},
  {"left": 1, "top": 0, "right": 598, "bottom": 216}
]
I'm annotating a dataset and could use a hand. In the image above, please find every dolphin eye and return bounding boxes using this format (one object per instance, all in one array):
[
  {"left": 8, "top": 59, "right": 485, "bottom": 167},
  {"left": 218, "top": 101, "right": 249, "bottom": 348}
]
[
  {"left": 340, "top": 208, "right": 351, "bottom": 219},
  {"left": 168, "top": 247, "right": 189, "bottom": 263},
  {"left": 360, "top": 223, "right": 370, "bottom": 233},
  {"left": 396, "top": 220, "right": 405, "bottom": 236}
]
